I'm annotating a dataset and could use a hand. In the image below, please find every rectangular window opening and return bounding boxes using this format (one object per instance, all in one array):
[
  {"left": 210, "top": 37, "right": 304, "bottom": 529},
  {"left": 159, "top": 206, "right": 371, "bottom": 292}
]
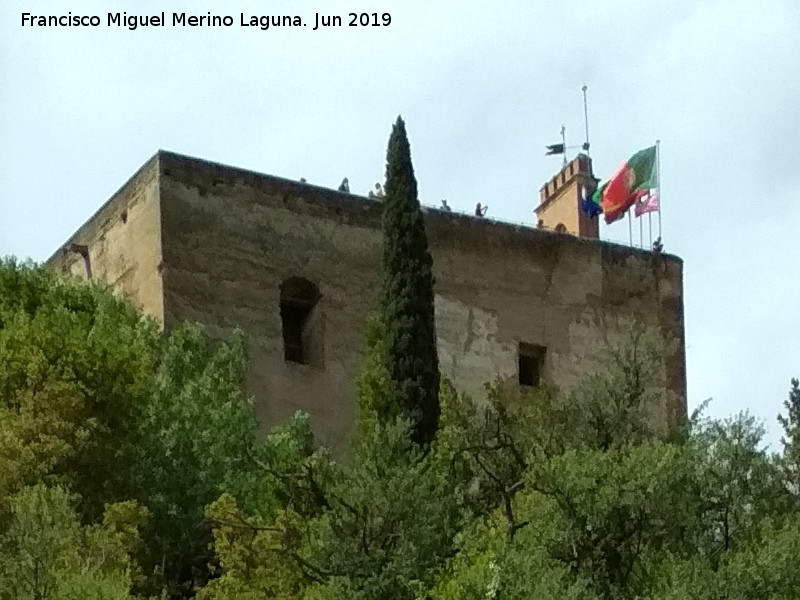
[{"left": 518, "top": 342, "right": 546, "bottom": 387}]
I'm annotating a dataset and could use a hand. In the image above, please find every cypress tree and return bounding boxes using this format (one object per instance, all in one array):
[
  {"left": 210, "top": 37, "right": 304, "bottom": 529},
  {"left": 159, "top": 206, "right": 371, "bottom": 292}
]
[
  {"left": 778, "top": 378, "right": 800, "bottom": 495},
  {"left": 378, "top": 116, "right": 441, "bottom": 446}
]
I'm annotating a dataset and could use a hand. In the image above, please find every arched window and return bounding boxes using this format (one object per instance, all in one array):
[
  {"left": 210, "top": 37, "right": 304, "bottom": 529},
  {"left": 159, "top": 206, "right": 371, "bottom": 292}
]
[
  {"left": 66, "top": 243, "right": 92, "bottom": 280},
  {"left": 280, "top": 277, "right": 323, "bottom": 366}
]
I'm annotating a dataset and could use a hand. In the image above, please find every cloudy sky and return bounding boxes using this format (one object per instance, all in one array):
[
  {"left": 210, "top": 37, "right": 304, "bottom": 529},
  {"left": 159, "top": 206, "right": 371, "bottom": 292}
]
[{"left": 1, "top": 0, "right": 798, "bottom": 445}]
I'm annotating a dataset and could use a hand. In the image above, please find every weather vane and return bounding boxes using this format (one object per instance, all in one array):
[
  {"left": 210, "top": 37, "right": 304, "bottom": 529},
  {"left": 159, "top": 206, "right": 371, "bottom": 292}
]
[{"left": 545, "top": 125, "right": 567, "bottom": 166}]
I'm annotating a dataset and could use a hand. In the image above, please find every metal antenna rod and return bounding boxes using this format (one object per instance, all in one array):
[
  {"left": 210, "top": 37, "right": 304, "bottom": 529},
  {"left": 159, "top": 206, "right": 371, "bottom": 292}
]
[{"left": 582, "top": 85, "right": 590, "bottom": 158}]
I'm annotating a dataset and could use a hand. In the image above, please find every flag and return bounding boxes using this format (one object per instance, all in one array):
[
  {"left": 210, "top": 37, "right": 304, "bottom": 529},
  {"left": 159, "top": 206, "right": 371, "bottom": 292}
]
[
  {"left": 599, "top": 145, "right": 657, "bottom": 223},
  {"left": 634, "top": 189, "right": 659, "bottom": 217},
  {"left": 579, "top": 185, "right": 602, "bottom": 218},
  {"left": 545, "top": 143, "right": 565, "bottom": 155}
]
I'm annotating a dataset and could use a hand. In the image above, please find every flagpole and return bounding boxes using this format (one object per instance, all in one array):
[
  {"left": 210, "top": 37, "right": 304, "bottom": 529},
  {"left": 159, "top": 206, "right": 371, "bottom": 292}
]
[
  {"left": 648, "top": 211, "right": 653, "bottom": 247},
  {"left": 561, "top": 125, "right": 567, "bottom": 167},
  {"left": 628, "top": 211, "right": 633, "bottom": 247},
  {"left": 639, "top": 211, "right": 643, "bottom": 248},
  {"left": 656, "top": 139, "right": 662, "bottom": 239}
]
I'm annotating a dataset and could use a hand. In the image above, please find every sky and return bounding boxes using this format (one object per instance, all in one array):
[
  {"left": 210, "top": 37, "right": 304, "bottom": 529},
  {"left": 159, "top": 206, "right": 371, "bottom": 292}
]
[{"left": 1, "top": 0, "right": 798, "bottom": 447}]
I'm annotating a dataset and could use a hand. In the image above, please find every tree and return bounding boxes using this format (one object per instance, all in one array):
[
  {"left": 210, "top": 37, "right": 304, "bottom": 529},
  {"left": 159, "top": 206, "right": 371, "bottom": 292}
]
[
  {"left": 0, "top": 259, "right": 262, "bottom": 597},
  {"left": 376, "top": 116, "right": 440, "bottom": 446},
  {"left": 0, "top": 257, "right": 160, "bottom": 519},
  {"left": 778, "top": 378, "right": 800, "bottom": 499},
  {"left": 689, "top": 412, "right": 789, "bottom": 561},
  {"left": 0, "top": 484, "right": 146, "bottom": 600},
  {"left": 125, "top": 326, "right": 259, "bottom": 597},
  {"left": 287, "top": 418, "right": 466, "bottom": 600}
]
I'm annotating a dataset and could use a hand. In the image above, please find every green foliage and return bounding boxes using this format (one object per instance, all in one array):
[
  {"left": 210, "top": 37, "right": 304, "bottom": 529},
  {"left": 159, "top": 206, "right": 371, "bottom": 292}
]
[
  {"left": 435, "top": 379, "right": 533, "bottom": 534},
  {"left": 563, "top": 329, "right": 673, "bottom": 451},
  {"left": 229, "top": 411, "right": 331, "bottom": 520},
  {"left": 300, "top": 418, "right": 466, "bottom": 600},
  {"left": 428, "top": 414, "right": 793, "bottom": 600},
  {"left": 127, "top": 325, "right": 258, "bottom": 595},
  {"left": 778, "top": 377, "right": 800, "bottom": 500},
  {"left": 197, "top": 403, "right": 472, "bottom": 600},
  {"left": 354, "top": 316, "right": 393, "bottom": 442},
  {"left": 196, "top": 493, "right": 307, "bottom": 600},
  {"left": 0, "top": 259, "right": 260, "bottom": 597},
  {"left": 427, "top": 491, "right": 594, "bottom": 600},
  {"left": 531, "top": 443, "right": 697, "bottom": 597},
  {"left": 650, "top": 517, "right": 800, "bottom": 600},
  {"left": 49, "top": 572, "right": 133, "bottom": 600},
  {"left": 0, "top": 484, "right": 144, "bottom": 600},
  {"left": 3, "top": 257, "right": 799, "bottom": 600},
  {"left": 425, "top": 343, "right": 797, "bottom": 600},
  {"left": 689, "top": 412, "right": 789, "bottom": 558},
  {"left": 376, "top": 117, "right": 440, "bottom": 446},
  {"left": 194, "top": 413, "right": 333, "bottom": 599},
  {"left": 0, "top": 258, "right": 159, "bottom": 518}
]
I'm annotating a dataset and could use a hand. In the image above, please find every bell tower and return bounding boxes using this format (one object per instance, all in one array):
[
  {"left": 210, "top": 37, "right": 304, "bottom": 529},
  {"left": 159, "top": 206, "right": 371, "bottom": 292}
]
[{"left": 534, "top": 154, "right": 599, "bottom": 239}]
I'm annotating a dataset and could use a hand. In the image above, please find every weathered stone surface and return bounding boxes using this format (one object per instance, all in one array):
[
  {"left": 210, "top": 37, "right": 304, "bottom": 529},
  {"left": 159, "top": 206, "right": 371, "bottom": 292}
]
[
  {"left": 47, "top": 151, "right": 686, "bottom": 449},
  {"left": 47, "top": 157, "right": 164, "bottom": 322}
]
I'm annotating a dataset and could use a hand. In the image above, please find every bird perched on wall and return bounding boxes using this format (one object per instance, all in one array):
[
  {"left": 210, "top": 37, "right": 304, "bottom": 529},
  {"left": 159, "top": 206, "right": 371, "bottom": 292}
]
[
  {"left": 338, "top": 178, "right": 350, "bottom": 193},
  {"left": 652, "top": 237, "right": 663, "bottom": 253}
]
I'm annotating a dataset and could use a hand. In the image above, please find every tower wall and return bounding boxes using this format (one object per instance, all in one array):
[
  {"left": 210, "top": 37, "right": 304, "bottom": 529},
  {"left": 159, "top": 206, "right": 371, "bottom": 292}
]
[
  {"left": 46, "top": 157, "right": 165, "bottom": 324},
  {"left": 154, "top": 152, "right": 685, "bottom": 449}
]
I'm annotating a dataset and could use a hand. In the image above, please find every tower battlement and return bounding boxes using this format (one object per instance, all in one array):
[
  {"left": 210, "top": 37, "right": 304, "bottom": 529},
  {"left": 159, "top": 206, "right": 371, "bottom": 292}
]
[{"left": 535, "top": 154, "right": 599, "bottom": 239}]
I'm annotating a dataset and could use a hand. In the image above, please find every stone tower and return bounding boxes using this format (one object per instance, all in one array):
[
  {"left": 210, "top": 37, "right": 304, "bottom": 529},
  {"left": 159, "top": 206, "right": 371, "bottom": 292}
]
[
  {"left": 535, "top": 154, "right": 599, "bottom": 238},
  {"left": 46, "top": 151, "right": 686, "bottom": 449}
]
